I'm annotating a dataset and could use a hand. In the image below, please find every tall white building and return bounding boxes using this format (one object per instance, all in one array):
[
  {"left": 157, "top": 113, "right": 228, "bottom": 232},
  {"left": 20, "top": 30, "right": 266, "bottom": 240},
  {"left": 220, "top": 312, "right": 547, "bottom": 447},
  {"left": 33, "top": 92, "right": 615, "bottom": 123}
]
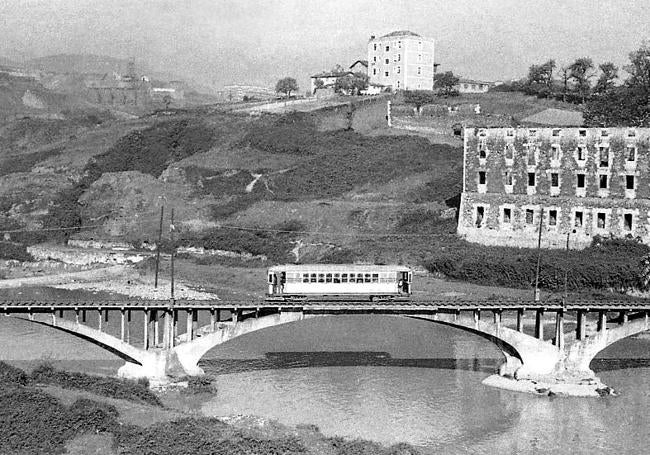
[{"left": 367, "top": 31, "right": 434, "bottom": 91}]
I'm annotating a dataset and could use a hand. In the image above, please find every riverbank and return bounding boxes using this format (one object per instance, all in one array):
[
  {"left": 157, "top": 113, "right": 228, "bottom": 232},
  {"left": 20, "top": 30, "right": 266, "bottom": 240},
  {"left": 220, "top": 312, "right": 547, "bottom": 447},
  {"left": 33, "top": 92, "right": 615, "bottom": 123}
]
[
  {"left": 482, "top": 374, "right": 617, "bottom": 398},
  {"left": 0, "top": 361, "right": 425, "bottom": 455}
]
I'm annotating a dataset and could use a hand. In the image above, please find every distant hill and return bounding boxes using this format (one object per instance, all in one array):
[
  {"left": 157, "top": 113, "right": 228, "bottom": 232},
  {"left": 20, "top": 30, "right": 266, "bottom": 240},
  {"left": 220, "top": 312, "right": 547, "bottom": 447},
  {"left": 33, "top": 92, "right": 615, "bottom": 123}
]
[{"left": 25, "top": 54, "right": 131, "bottom": 75}]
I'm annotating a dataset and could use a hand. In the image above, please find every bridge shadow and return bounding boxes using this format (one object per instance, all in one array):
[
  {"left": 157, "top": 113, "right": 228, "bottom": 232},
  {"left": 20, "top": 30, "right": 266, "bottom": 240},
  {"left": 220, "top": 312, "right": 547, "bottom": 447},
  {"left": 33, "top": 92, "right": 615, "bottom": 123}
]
[
  {"left": 591, "top": 358, "right": 650, "bottom": 372},
  {"left": 200, "top": 351, "right": 503, "bottom": 375}
]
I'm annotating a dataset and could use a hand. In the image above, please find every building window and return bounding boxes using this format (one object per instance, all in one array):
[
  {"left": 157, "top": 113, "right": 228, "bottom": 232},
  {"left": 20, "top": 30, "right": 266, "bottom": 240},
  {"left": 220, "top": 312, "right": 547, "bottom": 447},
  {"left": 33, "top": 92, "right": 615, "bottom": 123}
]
[
  {"left": 599, "top": 146, "right": 609, "bottom": 167},
  {"left": 476, "top": 206, "right": 484, "bottom": 228},
  {"left": 525, "top": 209, "right": 534, "bottom": 225},
  {"left": 505, "top": 144, "right": 514, "bottom": 160},
  {"left": 528, "top": 172, "right": 536, "bottom": 187},
  {"left": 385, "top": 45, "right": 390, "bottom": 52},
  {"left": 506, "top": 129, "right": 514, "bottom": 137},
  {"left": 398, "top": 41, "right": 402, "bottom": 48},
  {"left": 418, "top": 54, "right": 422, "bottom": 62},
  {"left": 385, "top": 58, "right": 390, "bottom": 64},
  {"left": 528, "top": 129, "right": 537, "bottom": 137},
  {"left": 552, "top": 128, "right": 561, "bottom": 137},
  {"left": 373, "top": 68, "right": 377, "bottom": 75},
  {"left": 374, "top": 43, "right": 377, "bottom": 51},
  {"left": 373, "top": 56, "right": 377, "bottom": 62},
  {"left": 627, "top": 146, "right": 636, "bottom": 161},
  {"left": 577, "top": 174, "right": 585, "bottom": 188},
  {"left": 397, "top": 81, "right": 400, "bottom": 89},
  {"left": 417, "top": 67, "right": 421, "bottom": 75},
  {"left": 505, "top": 171, "right": 512, "bottom": 186},
  {"left": 478, "top": 171, "right": 486, "bottom": 185},
  {"left": 577, "top": 146, "right": 586, "bottom": 161},
  {"left": 579, "top": 129, "right": 587, "bottom": 137},
  {"left": 385, "top": 71, "right": 389, "bottom": 77},
  {"left": 551, "top": 144, "right": 560, "bottom": 161},
  {"left": 627, "top": 175, "right": 635, "bottom": 190},
  {"left": 527, "top": 146, "right": 536, "bottom": 165},
  {"left": 601, "top": 129, "right": 609, "bottom": 137},
  {"left": 551, "top": 173, "right": 559, "bottom": 187},
  {"left": 575, "top": 211, "right": 583, "bottom": 227},
  {"left": 397, "top": 66, "right": 401, "bottom": 74},
  {"left": 398, "top": 53, "right": 401, "bottom": 61},
  {"left": 599, "top": 174, "right": 608, "bottom": 189},
  {"left": 624, "top": 213, "right": 633, "bottom": 231},
  {"left": 597, "top": 212, "right": 606, "bottom": 229},
  {"left": 478, "top": 143, "right": 487, "bottom": 158},
  {"left": 503, "top": 208, "right": 511, "bottom": 223},
  {"left": 628, "top": 129, "right": 636, "bottom": 137},
  {"left": 549, "top": 210, "right": 557, "bottom": 226}
]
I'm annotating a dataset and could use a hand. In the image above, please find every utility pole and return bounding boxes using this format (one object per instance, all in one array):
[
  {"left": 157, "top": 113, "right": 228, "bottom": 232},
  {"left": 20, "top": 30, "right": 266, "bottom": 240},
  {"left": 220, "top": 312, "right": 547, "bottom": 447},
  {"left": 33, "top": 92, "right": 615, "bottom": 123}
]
[
  {"left": 564, "top": 231, "right": 571, "bottom": 302},
  {"left": 170, "top": 208, "right": 175, "bottom": 300},
  {"left": 534, "top": 208, "right": 544, "bottom": 301},
  {"left": 154, "top": 206, "right": 164, "bottom": 288}
]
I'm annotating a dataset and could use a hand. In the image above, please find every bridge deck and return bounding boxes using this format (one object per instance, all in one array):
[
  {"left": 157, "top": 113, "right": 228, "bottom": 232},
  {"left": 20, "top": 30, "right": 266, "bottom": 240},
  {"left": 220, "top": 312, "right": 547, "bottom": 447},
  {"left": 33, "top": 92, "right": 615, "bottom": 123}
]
[{"left": 0, "top": 299, "right": 649, "bottom": 312}]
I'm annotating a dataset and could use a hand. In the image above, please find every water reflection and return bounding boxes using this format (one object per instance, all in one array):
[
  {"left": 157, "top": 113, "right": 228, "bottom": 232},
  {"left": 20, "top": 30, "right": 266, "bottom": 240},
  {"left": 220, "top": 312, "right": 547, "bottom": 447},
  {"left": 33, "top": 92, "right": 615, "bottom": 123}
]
[{"left": 201, "top": 352, "right": 501, "bottom": 375}]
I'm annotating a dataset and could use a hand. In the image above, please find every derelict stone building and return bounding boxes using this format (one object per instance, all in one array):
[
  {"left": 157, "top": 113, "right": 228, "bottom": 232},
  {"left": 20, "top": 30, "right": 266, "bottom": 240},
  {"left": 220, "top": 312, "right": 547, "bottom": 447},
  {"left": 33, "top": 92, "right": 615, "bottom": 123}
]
[{"left": 457, "top": 127, "right": 650, "bottom": 249}]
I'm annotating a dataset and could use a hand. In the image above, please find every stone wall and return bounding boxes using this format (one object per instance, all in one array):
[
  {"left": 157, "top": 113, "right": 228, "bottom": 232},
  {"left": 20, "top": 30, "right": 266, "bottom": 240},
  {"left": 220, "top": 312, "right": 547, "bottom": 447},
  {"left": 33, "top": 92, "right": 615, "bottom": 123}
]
[{"left": 458, "top": 127, "right": 650, "bottom": 249}]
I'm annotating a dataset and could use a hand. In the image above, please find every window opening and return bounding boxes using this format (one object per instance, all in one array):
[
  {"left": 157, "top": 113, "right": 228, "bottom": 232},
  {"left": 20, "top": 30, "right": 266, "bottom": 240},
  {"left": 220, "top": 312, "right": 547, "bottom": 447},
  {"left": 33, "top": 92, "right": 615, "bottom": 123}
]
[
  {"left": 525, "top": 209, "right": 534, "bottom": 225},
  {"left": 302, "top": 273, "right": 309, "bottom": 283},
  {"left": 627, "top": 146, "right": 636, "bottom": 161},
  {"left": 597, "top": 213, "right": 606, "bottom": 229},
  {"left": 599, "top": 174, "right": 608, "bottom": 189},
  {"left": 318, "top": 273, "right": 325, "bottom": 283},
  {"left": 478, "top": 171, "right": 486, "bottom": 185},
  {"left": 372, "top": 274, "right": 379, "bottom": 283},
  {"left": 528, "top": 172, "right": 536, "bottom": 186},
  {"left": 551, "top": 173, "right": 559, "bottom": 187},
  {"left": 503, "top": 208, "right": 511, "bottom": 223},
  {"left": 577, "top": 146, "right": 586, "bottom": 161},
  {"left": 599, "top": 146, "right": 609, "bottom": 167},
  {"left": 341, "top": 273, "right": 348, "bottom": 283},
  {"left": 333, "top": 273, "right": 340, "bottom": 283},
  {"left": 627, "top": 175, "right": 635, "bottom": 190},
  {"left": 326, "top": 273, "right": 332, "bottom": 283},
  {"left": 575, "top": 211, "right": 583, "bottom": 227},
  {"left": 624, "top": 214, "right": 633, "bottom": 231},
  {"left": 476, "top": 206, "right": 484, "bottom": 228},
  {"left": 505, "top": 171, "right": 512, "bottom": 186},
  {"left": 549, "top": 210, "right": 557, "bottom": 226},
  {"left": 310, "top": 273, "right": 317, "bottom": 283},
  {"left": 577, "top": 174, "right": 585, "bottom": 188}
]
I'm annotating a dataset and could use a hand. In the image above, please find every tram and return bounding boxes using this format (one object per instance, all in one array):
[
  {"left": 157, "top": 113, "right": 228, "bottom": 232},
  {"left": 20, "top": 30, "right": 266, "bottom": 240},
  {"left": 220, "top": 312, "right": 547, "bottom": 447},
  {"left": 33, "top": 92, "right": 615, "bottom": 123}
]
[{"left": 265, "top": 264, "right": 412, "bottom": 302}]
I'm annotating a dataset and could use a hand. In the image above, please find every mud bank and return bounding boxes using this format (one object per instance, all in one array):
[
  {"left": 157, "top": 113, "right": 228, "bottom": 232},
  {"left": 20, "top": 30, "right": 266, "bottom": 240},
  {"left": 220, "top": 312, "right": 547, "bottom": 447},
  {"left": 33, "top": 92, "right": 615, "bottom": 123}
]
[{"left": 483, "top": 374, "right": 617, "bottom": 398}]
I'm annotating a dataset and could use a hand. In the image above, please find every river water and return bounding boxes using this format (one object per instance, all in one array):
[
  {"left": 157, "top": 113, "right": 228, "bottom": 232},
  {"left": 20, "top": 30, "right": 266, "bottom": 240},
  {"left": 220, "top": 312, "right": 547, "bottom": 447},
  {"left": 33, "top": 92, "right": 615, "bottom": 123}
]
[{"left": 1, "top": 313, "right": 649, "bottom": 454}]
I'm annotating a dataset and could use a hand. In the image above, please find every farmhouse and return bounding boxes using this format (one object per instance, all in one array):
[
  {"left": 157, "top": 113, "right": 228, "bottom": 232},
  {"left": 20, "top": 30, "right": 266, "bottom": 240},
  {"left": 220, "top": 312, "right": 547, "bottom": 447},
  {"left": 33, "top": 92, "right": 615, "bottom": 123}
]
[{"left": 457, "top": 127, "right": 650, "bottom": 249}]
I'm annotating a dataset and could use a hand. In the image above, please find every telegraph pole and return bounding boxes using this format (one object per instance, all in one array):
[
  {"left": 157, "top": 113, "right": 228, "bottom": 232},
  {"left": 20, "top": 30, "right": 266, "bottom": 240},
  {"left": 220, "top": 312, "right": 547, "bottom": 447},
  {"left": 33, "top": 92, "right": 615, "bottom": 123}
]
[
  {"left": 154, "top": 206, "right": 164, "bottom": 288},
  {"left": 534, "top": 208, "right": 544, "bottom": 301},
  {"left": 170, "top": 208, "right": 175, "bottom": 300}
]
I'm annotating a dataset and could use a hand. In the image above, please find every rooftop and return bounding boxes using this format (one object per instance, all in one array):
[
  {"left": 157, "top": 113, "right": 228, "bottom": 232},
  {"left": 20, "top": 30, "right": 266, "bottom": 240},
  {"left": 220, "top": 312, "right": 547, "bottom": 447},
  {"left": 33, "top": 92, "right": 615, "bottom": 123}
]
[{"left": 380, "top": 30, "right": 421, "bottom": 38}]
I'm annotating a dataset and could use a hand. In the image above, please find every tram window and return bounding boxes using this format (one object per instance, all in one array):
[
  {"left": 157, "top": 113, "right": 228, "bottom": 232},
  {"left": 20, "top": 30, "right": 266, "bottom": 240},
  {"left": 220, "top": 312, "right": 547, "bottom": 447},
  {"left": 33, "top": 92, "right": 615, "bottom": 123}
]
[
  {"left": 357, "top": 274, "right": 364, "bottom": 283},
  {"left": 302, "top": 273, "right": 309, "bottom": 283},
  {"left": 364, "top": 273, "right": 371, "bottom": 283},
  {"left": 372, "top": 274, "right": 379, "bottom": 283},
  {"left": 326, "top": 273, "right": 332, "bottom": 283},
  {"left": 268, "top": 274, "right": 273, "bottom": 283},
  {"left": 310, "top": 273, "right": 317, "bottom": 283},
  {"left": 334, "top": 273, "right": 340, "bottom": 283},
  {"left": 341, "top": 273, "right": 348, "bottom": 283},
  {"left": 318, "top": 274, "right": 325, "bottom": 283}
]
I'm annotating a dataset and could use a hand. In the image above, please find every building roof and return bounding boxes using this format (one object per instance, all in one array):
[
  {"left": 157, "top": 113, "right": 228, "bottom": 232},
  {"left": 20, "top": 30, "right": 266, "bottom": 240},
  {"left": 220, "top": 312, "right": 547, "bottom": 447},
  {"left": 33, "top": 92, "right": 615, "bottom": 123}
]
[
  {"left": 349, "top": 60, "right": 368, "bottom": 69},
  {"left": 457, "top": 78, "right": 492, "bottom": 85},
  {"left": 379, "top": 30, "right": 421, "bottom": 38},
  {"left": 310, "top": 71, "right": 352, "bottom": 79}
]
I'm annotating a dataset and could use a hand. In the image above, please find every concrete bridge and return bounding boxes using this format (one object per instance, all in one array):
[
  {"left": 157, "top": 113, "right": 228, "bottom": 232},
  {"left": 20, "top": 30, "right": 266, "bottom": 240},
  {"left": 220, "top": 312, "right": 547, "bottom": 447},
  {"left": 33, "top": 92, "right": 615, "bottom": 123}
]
[{"left": 1, "top": 299, "right": 648, "bottom": 391}]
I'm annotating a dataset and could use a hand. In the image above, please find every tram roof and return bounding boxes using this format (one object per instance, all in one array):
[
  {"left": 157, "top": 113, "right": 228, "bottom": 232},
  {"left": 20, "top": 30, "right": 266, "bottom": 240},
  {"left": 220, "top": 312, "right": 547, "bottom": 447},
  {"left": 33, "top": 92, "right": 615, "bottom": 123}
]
[{"left": 268, "top": 264, "right": 411, "bottom": 272}]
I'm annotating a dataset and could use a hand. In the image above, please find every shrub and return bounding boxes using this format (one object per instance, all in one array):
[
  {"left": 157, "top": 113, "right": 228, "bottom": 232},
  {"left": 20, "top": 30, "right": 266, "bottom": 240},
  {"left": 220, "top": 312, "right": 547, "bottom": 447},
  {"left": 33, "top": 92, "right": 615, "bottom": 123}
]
[
  {"left": 30, "top": 363, "right": 162, "bottom": 407},
  {"left": 0, "top": 361, "right": 31, "bottom": 385},
  {"left": 182, "top": 376, "right": 217, "bottom": 395},
  {"left": 0, "top": 241, "right": 35, "bottom": 261}
]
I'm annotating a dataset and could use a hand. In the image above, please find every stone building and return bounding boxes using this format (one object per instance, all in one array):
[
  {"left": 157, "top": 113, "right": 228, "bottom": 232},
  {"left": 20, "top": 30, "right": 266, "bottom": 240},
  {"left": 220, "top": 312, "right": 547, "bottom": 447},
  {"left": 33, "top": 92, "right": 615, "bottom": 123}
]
[
  {"left": 457, "top": 127, "right": 650, "bottom": 249},
  {"left": 367, "top": 30, "right": 434, "bottom": 91}
]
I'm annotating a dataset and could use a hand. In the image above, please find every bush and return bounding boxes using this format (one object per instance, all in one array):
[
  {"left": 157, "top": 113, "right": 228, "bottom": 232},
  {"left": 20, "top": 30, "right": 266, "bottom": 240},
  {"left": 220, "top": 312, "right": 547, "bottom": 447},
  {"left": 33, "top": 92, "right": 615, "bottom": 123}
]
[
  {"left": 182, "top": 376, "right": 217, "bottom": 395},
  {"left": 0, "top": 241, "right": 35, "bottom": 261},
  {"left": 30, "top": 363, "right": 162, "bottom": 407},
  {"left": 0, "top": 361, "right": 31, "bottom": 385},
  {"left": 423, "top": 237, "right": 650, "bottom": 293}
]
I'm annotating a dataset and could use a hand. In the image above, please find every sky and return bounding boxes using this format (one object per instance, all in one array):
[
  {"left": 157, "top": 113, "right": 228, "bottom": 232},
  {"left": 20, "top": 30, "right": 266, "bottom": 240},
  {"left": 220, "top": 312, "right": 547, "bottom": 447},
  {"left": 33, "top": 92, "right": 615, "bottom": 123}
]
[{"left": 1, "top": 0, "right": 649, "bottom": 92}]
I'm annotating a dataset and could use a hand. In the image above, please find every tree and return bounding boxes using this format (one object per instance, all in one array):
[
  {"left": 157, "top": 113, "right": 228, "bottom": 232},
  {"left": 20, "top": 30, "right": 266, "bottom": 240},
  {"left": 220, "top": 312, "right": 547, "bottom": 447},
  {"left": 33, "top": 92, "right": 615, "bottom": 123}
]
[
  {"left": 594, "top": 62, "right": 618, "bottom": 94},
  {"left": 584, "top": 43, "right": 650, "bottom": 126},
  {"left": 313, "top": 78, "right": 324, "bottom": 94},
  {"left": 559, "top": 65, "right": 571, "bottom": 102},
  {"left": 569, "top": 57, "right": 595, "bottom": 103},
  {"left": 275, "top": 77, "right": 299, "bottom": 98},
  {"left": 334, "top": 72, "right": 369, "bottom": 95},
  {"left": 434, "top": 71, "right": 460, "bottom": 97},
  {"left": 526, "top": 59, "right": 556, "bottom": 97},
  {"left": 403, "top": 90, "right": 437, "bottom": 114}
]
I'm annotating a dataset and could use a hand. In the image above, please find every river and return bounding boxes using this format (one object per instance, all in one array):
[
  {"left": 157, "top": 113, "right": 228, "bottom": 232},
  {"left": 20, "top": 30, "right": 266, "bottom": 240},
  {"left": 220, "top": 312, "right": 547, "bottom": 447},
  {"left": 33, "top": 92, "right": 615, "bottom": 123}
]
[{"left": 1, "top": 313, "right": 649, "bottom": 454}]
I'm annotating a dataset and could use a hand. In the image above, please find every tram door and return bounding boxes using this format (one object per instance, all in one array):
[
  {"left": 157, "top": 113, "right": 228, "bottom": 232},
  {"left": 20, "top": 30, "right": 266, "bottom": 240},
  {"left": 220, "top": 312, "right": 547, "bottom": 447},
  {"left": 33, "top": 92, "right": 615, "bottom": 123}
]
[
  {"left": 398, "top": 271, "right": 410, "bottom": 294},
  {"left": 268, "top": 272, "right": 286, "bottom": 295}
]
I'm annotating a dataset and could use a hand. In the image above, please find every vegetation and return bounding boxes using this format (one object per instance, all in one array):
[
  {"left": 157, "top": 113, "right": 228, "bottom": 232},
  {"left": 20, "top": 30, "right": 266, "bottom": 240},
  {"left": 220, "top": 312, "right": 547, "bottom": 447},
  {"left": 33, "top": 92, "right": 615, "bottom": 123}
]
[
  {"left": 276, "top": 77, "right": 299, "bottom": 98},
  {"left": 403, "top": 90, "right": 437, "bottom": 113},
  {"left": 424, "top": 237, "right": 650, "bottom": 293},
  {"left": 30, "top": 363, "right": 162, "bottom": 406},
  {"left": 434, "top": 71, "right": 460, "bottom": 97},
  {"left": 334, "top": 72, "right": 369, "bottom": 95}
]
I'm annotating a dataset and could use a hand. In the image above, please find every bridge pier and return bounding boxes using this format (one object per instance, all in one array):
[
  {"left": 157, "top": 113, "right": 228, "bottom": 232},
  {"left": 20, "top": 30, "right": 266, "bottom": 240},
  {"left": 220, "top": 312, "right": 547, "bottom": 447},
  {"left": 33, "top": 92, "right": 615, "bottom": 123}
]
[{"left": 535, "top": 309, "right": 544, "bottom": 340}]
